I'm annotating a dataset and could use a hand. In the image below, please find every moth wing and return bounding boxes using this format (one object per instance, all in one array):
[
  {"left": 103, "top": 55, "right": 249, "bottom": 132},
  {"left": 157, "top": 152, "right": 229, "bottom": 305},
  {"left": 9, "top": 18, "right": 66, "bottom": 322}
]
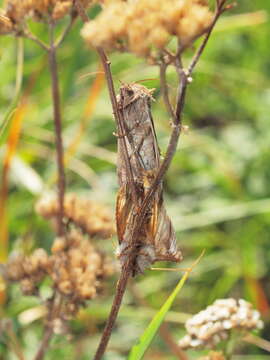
[
  {"left": 116, "top": 185, "right": 133, "bottom": 244},
  {"left": 149, "top": 194, "right": 182, "bottom": 262}
]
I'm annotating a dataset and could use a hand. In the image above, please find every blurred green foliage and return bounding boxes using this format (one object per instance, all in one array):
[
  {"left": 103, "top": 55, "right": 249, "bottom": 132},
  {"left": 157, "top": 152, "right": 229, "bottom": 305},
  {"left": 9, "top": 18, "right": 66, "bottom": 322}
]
[{"left": 0, "top": 0, "right": 270, "bottom": 359}]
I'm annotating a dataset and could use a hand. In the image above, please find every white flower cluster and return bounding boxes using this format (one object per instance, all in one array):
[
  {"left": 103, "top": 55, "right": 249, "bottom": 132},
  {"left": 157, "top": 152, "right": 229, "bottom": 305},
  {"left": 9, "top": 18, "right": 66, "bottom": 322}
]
[{"left": 179, "top": 298, "right": 263, "bottom": 350}]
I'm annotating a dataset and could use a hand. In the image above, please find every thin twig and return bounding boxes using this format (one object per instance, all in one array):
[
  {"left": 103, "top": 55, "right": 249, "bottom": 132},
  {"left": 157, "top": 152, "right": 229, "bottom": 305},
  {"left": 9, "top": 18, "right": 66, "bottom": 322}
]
[
  {"left": 159, "top": 324, "right": 189, "bottom": 360},
  {"left": 48, "top": 22, "right": 66, "bottom": 236},
  {"left": 93, "top": 259, "right": 133, "bottom": 360},
  {"left": 22, "top": 30, "right": 49, "bottom": 52},
  {"left": 33, "top": 294, "right": 63, "bottom": 360},
  {"left": 33, "top": 25, "right": 67, "bottom": 357},
  {"left": 188, "top": 0, "right": 229, "bottom": 74},
  {"left": 55, "top": 15, "right": 76, "bottom": 49},
  {"left": 159, "top": 61, "right": 175, "bottom": 121},
  {"left": 6, "top": 325, "right": 25, "bottom": 360},
  {"left": 15, "top": 38, "right": 24, "bottom": 98},
  {"left": 33, "top": 325, "right": 54, "bottom": 360},
  {"left": 97, "top": 47, "right": 138, "bottom": 202},
  {"left": 243, "top": 333, "right": 270, "bottom": 353}
]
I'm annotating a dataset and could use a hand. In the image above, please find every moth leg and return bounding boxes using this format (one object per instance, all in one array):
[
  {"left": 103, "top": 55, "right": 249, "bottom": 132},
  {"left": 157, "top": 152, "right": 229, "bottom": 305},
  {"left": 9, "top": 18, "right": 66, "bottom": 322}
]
[
  {"left": 114, "top": 120, "right": 142, "bottom": 139},
  {"left": 155, "top": 254, "right": 182, "bottom": 263},
  {"left": 113, "top": 131, "right": 128, "bottom": 138}
]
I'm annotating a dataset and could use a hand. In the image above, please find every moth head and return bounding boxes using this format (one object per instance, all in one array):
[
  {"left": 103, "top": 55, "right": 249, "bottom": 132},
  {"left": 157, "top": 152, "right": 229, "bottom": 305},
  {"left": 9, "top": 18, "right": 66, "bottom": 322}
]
[{"left": 119, "top": 83, "right": 154, "bottom": 108}]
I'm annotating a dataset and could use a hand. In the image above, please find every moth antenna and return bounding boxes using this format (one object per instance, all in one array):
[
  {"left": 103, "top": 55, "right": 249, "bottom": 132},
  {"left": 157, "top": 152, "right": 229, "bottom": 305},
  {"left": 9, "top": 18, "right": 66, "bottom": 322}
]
[
  {"left": 136, "top": 78, "right": 159, "bottom": 83},
  {"left": 78, "top": 71, "right": 104, "bottom": 81},
  {"left": 118, "top": 79, "right": 125, "bottom": 86}
]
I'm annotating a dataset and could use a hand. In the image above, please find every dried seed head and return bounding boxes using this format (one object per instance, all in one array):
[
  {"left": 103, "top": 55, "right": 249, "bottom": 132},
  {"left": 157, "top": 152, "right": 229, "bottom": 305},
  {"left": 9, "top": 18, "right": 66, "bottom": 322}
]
[
  {"left": 36, "top": 193, "right": 115, "bottom": 239},
  {"left": 82, "top": 0, "right": 213, "bottom": 57},
  {"left": 179, "top": 298, "right": 264, "bottom": 350},
  {"left": 0, "top": 0, "right": 95, "bottom": 28},
  {"left": 4, "top": 0, "right": 30, "bottom": 23},
  {"left": 5, "top": 229, "right": 114, "bottom": 318},
  {"left": 5, "top": 249, "right": 49, "bottom": 284},
  {"left": 49, "top": 229, "right": 113, "bottom": 305},
  {"left": 51, "top": 237, "right": 67, "bottom": 253},
  {"left": 0, "top": 12, "right": 14, "bottom": 34},
  {"left": 20, "top": 277, "right": 36, "bottom": 295},
  {"left": 52, "top": 1, "right": 73, "bottom": 20}
]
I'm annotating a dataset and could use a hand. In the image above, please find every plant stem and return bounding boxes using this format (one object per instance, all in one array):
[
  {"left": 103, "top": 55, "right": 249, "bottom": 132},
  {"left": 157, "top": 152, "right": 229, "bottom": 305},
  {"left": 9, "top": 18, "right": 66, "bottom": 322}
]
[
  {"left": 55, "top": 15, "right": 76, "bottom": 49},
  {"left": 159, "top": 60, "right": 175, "bottom": 120},
  {"left": 33, "top": 294, "right": 63, "bottom": 360},
  {"left": 23, "top": 30, "right": 49, "bottom": 51},
  {"left": 93, "top": 259, "right": 132, "bottom": 360},
  {"left": 33, "top": 325, "right": 54, "bottom": 360},
  {"left": 48, "top": 22, "right": 66, "bottom": 236}
]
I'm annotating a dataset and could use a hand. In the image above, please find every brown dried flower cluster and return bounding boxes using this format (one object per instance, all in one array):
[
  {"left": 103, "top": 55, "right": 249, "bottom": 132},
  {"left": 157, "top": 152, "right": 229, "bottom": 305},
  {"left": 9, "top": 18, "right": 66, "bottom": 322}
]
[
  {"left": 50, "top": 229, "right": 113, "bottom": 300},
  {"left": 36, "top": 193, "right": 115, "bottom": 239},
  {"left": 5, "top": 248, "right": 49, "bottom": 295},
  {"left": 179, "top": 299, "right": 263, "bottom": 350},
  {"left": 0, "top": 0, "right": 93, "bottom": 34},
  {"left": 82, "top": 0, "right": 213, "bottom": 57},
  {"left": 5, "top": 229, "right": 113, "bottom": 318}
]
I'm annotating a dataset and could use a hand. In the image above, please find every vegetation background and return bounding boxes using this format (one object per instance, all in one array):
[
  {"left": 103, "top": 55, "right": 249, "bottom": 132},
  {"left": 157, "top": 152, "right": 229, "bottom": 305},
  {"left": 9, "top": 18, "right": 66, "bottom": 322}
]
[{"left": 0, "top": 0, "right": 270, "bottom": 359}]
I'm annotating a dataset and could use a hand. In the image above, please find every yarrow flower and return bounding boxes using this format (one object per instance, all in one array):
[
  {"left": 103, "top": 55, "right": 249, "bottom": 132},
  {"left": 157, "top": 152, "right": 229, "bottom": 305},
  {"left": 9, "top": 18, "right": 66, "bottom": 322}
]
[
  {"left": 81, "top": 0, "right": 213, "bottom": 57},
  {"left": 179, "top": 298, "right": 263, "bottom": 350}
]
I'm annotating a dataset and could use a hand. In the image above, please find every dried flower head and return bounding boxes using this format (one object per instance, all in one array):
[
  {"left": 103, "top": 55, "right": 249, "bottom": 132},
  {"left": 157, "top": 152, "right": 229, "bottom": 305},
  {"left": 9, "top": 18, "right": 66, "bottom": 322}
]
[
  {"left": 0, "top": 0, "right": 94, "bottom": 28},
  {"left": 0, "top": 12, "right": 14, "bottom": 34},
  {"left": 179, "top": 298, "right": 263, "bottom": 350},
  {"left": 49, "top": 229, "right": 113, "bottom": 305},
  {"left": 36, "top": 193, "right": 115, "bottom": 239},
  {"left": 4, "top": 229, "right": 113, "bottom": 318},
  {"left": 82, "top": 0, "right": 213, "bottom": 57},
  {"left": 5, "top": 249, "right": 49, "bottom": 295}
]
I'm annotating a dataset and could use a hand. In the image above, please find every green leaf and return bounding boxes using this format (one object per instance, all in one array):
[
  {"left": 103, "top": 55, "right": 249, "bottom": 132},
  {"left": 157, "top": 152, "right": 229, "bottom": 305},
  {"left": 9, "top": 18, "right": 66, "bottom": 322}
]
[{"left": 127, "top": 271, "right": 189, "bottom": 360}]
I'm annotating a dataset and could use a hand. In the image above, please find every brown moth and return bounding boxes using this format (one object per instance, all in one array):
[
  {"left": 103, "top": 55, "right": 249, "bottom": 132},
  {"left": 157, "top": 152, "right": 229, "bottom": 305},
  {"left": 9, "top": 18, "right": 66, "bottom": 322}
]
[{"left": 115, "top": 83, "right": 182, "bottom": 275}]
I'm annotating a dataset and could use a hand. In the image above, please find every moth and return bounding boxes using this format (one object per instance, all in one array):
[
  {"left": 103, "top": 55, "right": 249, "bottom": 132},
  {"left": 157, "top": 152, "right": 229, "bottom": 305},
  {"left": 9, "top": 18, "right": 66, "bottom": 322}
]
[{"left": 115, "top": 83, "right": 182, "bottom": 275}]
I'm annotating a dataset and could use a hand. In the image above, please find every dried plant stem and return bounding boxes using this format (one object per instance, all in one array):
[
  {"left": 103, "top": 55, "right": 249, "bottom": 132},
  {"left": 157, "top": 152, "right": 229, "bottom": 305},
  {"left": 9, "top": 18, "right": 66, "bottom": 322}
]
[
  {"left": 33, "top": 23, "right": 66, "bottom": 359},
  {"left": 33, "top": 294, "right": 62, "bottom": 360},
  {"left": 159, "top": 324, "right": 189, "bottom": 360},
  {"left": 93, "top": 259, "right": 132, "bottom": 359},
  {"left": 23, "top": 30, "right": 49, "bottom": 51},
  {"left": 6, "top": 325, "right": 25, "bottom": 360},
  {"left": 33, "top": 325, "right": 54, "bottom": 360},
  {"left": 97, "top": 47, "right": 137, "bottom": 202},
  {"left": 159, "top": 61, "right": 174, "bottom": 120},
  {"left": 75, "top": 1, "right": 228, "bottom": 359},
  {"left": 243, "top": 333, "right": 270, "bottom": 353},
  {"left": 55, "top": 15, "right": 76, "bottom": 48},
  {"left": 48, "top": 23, "right": 66, "bottom": 236}
]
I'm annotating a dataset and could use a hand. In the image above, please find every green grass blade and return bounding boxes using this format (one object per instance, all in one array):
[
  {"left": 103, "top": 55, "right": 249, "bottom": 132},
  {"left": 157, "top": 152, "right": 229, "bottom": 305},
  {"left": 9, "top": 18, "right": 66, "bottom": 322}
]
[{"left": 127, "top": 271, "right": 189, "bottom": 360}]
